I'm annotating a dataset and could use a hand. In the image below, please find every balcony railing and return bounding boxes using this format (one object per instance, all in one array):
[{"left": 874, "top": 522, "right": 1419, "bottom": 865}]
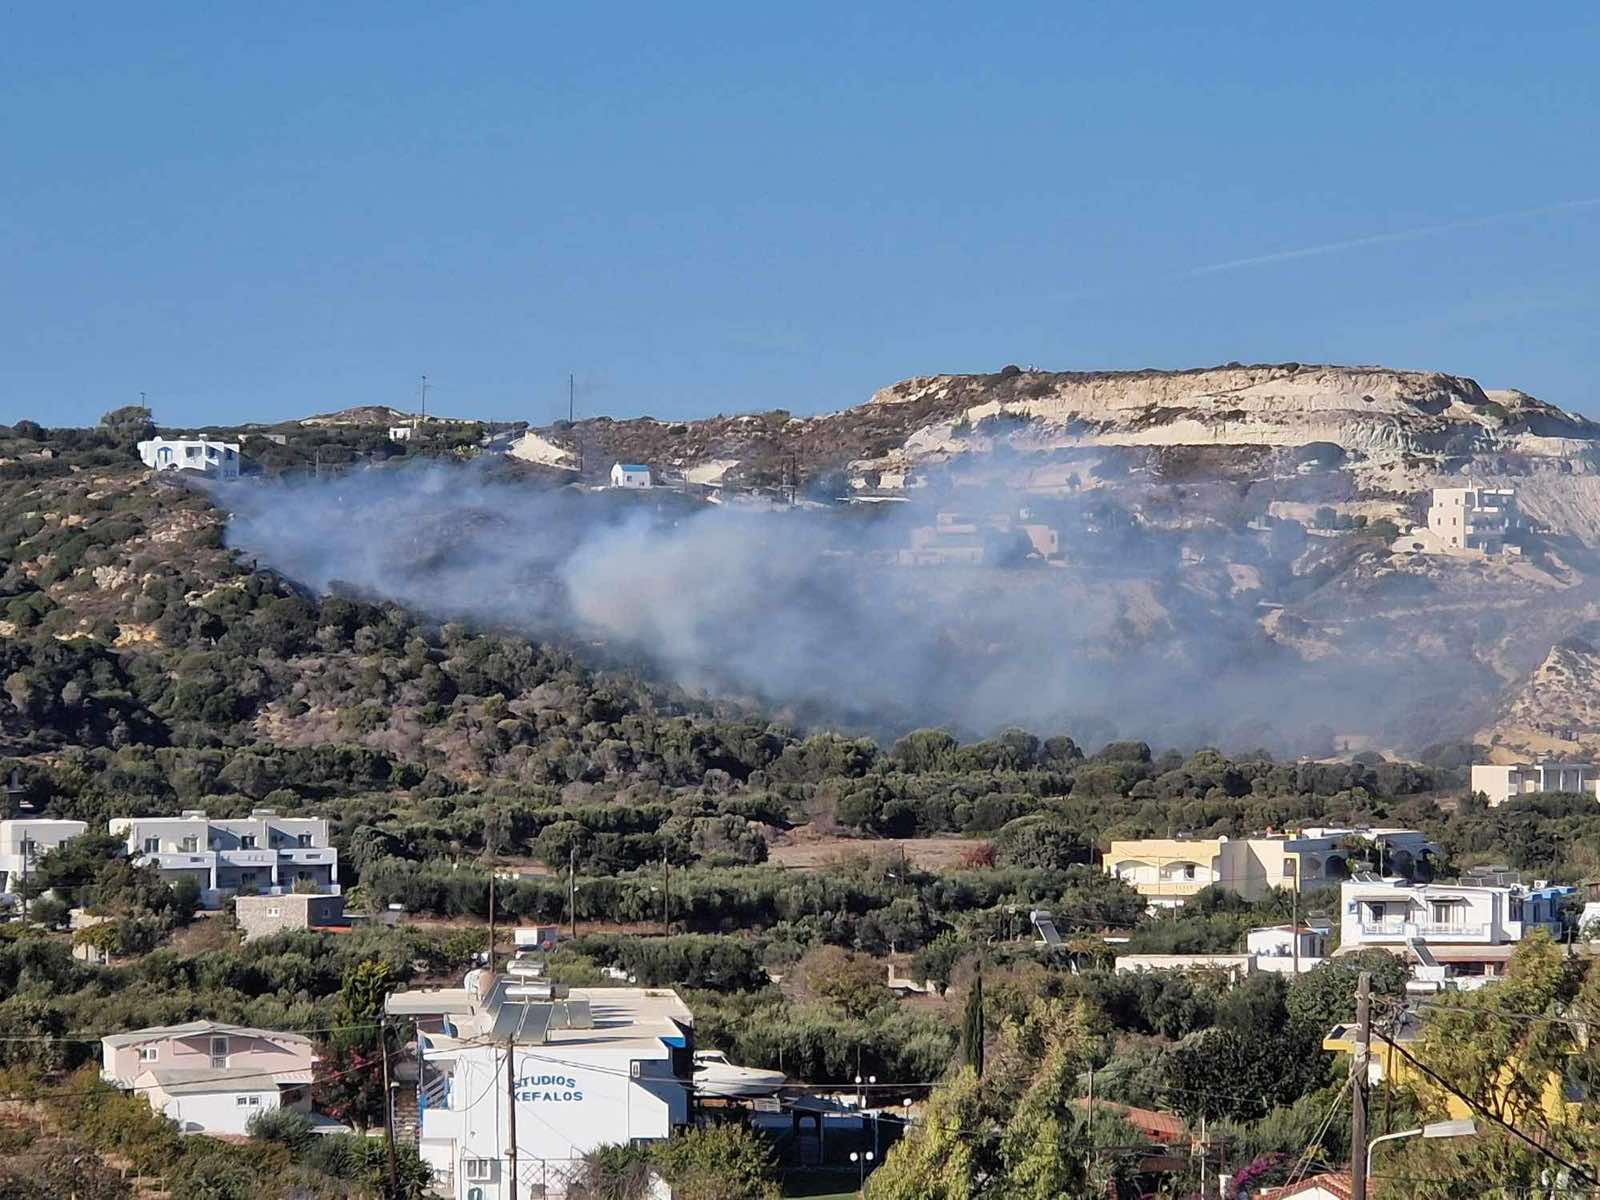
[
  {"left": 1359, "top": 921, "right": 1490, "bottom": 940},
  {"left": 1417, "top": 922, "right": 1489, "bottom": 939}
]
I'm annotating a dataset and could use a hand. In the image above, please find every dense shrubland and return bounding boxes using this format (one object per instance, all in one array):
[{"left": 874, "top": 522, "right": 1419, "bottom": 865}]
[{"left": 7, "top": 418, "right": 1600, "bottom": 1196}]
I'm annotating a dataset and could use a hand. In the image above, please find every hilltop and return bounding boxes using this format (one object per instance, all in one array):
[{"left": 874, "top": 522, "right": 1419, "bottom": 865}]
[{"left": 513, "top": 362, "right": 1600, "bottom": 521}]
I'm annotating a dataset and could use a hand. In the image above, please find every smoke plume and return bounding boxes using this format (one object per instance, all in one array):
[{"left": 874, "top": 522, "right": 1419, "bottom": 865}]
[{"left": 218, "top": 462, "right": 1488, "bottom": 753}]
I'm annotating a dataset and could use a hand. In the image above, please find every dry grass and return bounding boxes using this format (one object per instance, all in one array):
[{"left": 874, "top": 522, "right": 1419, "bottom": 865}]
[{"left": 766, "top": 833, "right": 979, "bottom": 871}]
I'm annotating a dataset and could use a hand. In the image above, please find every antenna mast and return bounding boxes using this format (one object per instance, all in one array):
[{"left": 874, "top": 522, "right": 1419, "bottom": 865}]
[
  {"left": 568, "top": 373, "right": 575, "bottom": 424},
  {"left": 419, "top": 375, "right": 428, "bottom": 424}
]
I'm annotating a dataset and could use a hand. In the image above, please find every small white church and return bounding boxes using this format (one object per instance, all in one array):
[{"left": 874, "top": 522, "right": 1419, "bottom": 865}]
[{"left": 609, "top": 462, "right": 652, "bottom": 489}]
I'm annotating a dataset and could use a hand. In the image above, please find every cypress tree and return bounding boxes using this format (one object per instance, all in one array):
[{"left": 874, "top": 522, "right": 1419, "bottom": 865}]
[{"left": 960, "top": 967, "right": 984, "bottom": 1078}]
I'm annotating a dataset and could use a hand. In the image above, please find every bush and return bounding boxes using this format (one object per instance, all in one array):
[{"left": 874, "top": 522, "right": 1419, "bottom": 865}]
[
  {"left": 247, "top": 1106, "right": 316, "bottom": 1152},
  {"left": 653, "top": 1124, "right": 779, "bottom": 1200}
]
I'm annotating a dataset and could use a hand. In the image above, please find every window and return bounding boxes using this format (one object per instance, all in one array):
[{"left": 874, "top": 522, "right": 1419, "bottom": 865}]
[
  {"left": 137, "top": 1047, "right": 157, "bottom": 1062},
  {"left": 1181, "top": 864, "right": 1196, "bottom": 880},
  {"left": 180, "top": 836, "right": 198, "bottom": 853},
  {"left": 1510, "top": 899, "right": 1525, "bottom": 922},
  {"left": 1431, "top": 901, "right": 1461, "bottom": 927},
  {"left": 298, "top": 833, "right": 313, "bottom": 848},
  {"left": 236, "top": 1096, "right": 250, "bottom": 1107},
  {"left": 142, "top": 837, "right": 160, "bottom": 854},
  {"left": 267, "top": 906, "right": 281, "bottom": 917},
  {"left": 19, "top": 839, "right": 36, "bottom": 862},
  {"left": 240, "top": 835, "right": 257, "bottom": 849},
  {"left": 240, "top": 871, "right": 258, "bottom": 887},
  {"left": 185, "top": 446, "right": 201, "bottom": 458},
  {"left": 464, "top": 1159, "right": 495, "bottom": 1182},
  {"left": 210, "top": 1036, "right": 229, "bottom": 1069}
]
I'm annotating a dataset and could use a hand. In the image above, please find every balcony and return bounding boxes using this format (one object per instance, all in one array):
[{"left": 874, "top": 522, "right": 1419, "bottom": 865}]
[
  {"left": 1359, "top": 920, "right": 1492, "bottom": 942},
  {"left": 278, "top": 847, "right": 337, "bottom": 866},
  {"left": 144, "top": 851, "right": 216, "bottom": 870},
  {"left": 217, "top": 849, "right": 279, "bottom": 869}
]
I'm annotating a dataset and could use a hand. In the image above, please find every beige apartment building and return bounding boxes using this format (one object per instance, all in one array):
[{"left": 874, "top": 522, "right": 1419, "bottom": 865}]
[{"left": 1104, "top": 833, "right": 1354, "bottom": 909}]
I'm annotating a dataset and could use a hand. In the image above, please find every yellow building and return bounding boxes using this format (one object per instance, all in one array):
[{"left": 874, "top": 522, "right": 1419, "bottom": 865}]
[
  {"left": 1103, "top": 834, "right": 1350, "bottom": 908},
  {"left": 1323, "top": 1022, "right": 1575, "bottom": 1124}
]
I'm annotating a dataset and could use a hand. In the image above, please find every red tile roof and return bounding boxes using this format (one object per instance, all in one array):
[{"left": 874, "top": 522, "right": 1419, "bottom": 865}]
[
  {"left": 1069, "top": 1097, "right": 1187, "bottom": 1142},
  {"left": 1260, "top": 1171, "right": 1354, "bottom": 1200}
]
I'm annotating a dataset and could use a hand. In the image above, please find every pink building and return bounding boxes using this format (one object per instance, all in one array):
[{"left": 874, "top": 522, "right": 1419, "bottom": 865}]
[{"left": 101, "top": 1020, "right": 317, "bottom": 1134}]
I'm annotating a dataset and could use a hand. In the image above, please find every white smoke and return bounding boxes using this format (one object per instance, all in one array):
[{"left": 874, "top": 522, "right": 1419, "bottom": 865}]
[{"left": 218, "top": 461, "right": 1489, "bottom": 752}]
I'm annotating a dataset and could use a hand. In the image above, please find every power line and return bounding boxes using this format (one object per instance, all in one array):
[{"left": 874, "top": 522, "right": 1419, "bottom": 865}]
[{"left": 1377, "top": 1026, "right": 1599, "bottom": 1189}]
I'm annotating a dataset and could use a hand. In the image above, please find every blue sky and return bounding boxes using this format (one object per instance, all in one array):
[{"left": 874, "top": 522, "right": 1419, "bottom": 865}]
[{"left": 5, "top": 3, "right": 1600, "bottom": 427}]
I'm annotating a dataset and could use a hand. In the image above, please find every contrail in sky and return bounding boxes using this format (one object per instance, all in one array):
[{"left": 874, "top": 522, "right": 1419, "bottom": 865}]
[{"left": 1183, "top": 197, "right": 1600, "bottom": 277}]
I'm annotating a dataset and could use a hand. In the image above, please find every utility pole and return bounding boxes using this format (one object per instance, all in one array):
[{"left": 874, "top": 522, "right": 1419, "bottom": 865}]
[
  {"left": 380, "top": 1019, "right": 400, "bottom": 1196},
  {"left": 661, "top": 856, "right": 670, "bottom": 936},
  {"left": 1351, "top": 971, "right": 1372, "bottom": 1200},
  {"left": 568, "top": 846, "right": 578, "bottom": 938},
  {"left": 1291, "top": 861, "right": 1301, "bottom": 978},
  {"left": 486, "top": 808, "right": 497, "bottom": 975},
  {"left": 419, "top": 374, "right": 428, "bottom": 423},
  {"left": 505, "top": 1038, "right": 519, "bottom": 1200},
  {"left": 568, "top": 373, "right": 575, "bottom": 424},
  {"left": 1085, "top": 1061, "right": 1094, "bottom": 1180}
]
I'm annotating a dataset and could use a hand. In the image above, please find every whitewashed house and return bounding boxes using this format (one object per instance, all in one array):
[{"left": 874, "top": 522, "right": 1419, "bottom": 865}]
[
  {"left": 1246, "top": 924, "right": 1329, "bottom": 974},
  {"left": 388, "top": 964, "right": 694, "bottom": 1198},
  {"left": 1341, "top": 877, "right": 1521, "bottom": 950},
  {"left": 109, "top": 809, "right": 338, "bottom": 908},
  {"left": 608, "top": 462, "right": 652, "bottom": 489},
  {"left": 137, "top": 437, "right": 242, "bottom": 479},
  {"left": 1470, "top": 761, "right": 1597, "bottom": 806},
  {"left": 0, "top": 819, "right": 87, "bottom": 898},
  {"left": 102, "top": 1020, "right": 316, "bottom": 1135}
]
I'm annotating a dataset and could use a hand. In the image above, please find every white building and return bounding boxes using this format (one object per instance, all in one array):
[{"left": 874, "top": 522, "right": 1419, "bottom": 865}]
[
  {"left": 1246, "top": 924, "right": 1329, "bottom": 974},
  {"left": 389, "top": 967, "right": 694, "bottom": 1199},
  {"left": 1471, "top": 762, "right": 1597, "bottom": 807},
  {"left": 137, "top": 437, "right": 242, "bottom": 480},
  {"left": 0, "top": 819, "right": 88, "bottom": 897},
  {"left": 108, "top": 809, "right": 338, "bottom": 908},
  {"left": 1340, "top": 877, "right": 1524, "bottom": 951},
  {"left": 389, "top": 424, "right": 416, "bottom": 442},
  {"left": 1401, "top": 485, "right": 1518, "bottom": 555},
  {"left": 609, "top": 462, "right": 652, "bottom": 489},
  {"left": 101, "top": 1020, "right": 317, "bottom": 1135}
]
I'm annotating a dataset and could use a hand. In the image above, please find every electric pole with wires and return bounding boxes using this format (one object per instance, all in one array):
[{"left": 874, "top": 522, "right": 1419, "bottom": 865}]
[{"left": 1351, "top": 971, "right": 1371, "bottom": 1200}]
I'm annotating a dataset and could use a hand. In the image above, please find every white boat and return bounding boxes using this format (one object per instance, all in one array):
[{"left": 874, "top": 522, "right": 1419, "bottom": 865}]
[{"left": 693, "top": 1050, "right": 786, "bottom": 1098}]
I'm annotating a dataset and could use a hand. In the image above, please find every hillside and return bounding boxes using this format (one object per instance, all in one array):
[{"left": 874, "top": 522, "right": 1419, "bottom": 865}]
[{"left": 516, "top": 362, "right": 1600, "bottom": 511}]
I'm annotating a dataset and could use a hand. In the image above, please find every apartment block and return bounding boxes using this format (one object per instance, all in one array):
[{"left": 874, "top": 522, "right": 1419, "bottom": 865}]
[
  {"left": 1471, "top": 761, "right": 1597, "bottom": 807},
  {"left": 108, "top": 809, "right": 338, "bottom": 907},
  {"left": 0, "top": 819, "right": 88, "bottom": 897}
]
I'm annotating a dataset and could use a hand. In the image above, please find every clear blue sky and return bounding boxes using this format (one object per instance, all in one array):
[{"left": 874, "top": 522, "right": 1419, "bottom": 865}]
[{"left": 5, "top": 3, "right": 1600, "bottom": 427}]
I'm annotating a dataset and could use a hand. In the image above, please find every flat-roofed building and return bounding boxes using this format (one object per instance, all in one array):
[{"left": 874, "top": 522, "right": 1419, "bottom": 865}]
[
  {"left": 1471, "top": 761, "right": 1597, "bottom": 806},
  {"left": 109, "top": 809, "right": 338, "bottom": 908},
  {"left": 389, "top": 968, "right": 694, "bottom": 1198}
]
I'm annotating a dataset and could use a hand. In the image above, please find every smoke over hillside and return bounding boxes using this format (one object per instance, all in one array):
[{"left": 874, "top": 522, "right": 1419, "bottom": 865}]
[{"left": 219, "top": 463, "right": 1486, "bottom": 752}]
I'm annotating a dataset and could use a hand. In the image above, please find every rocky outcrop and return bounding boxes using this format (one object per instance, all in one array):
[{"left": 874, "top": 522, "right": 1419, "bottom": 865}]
[{"left": 850, "top": 363, "right": 1600, "bottom": 487}]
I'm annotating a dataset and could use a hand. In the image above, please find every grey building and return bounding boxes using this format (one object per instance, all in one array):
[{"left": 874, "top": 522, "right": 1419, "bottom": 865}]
[
  {"left": 234, "top": 893, "right": 347, "bottom": 942},
  {"left": 108, "top": 809, "right": 339, "bottom": 908}
]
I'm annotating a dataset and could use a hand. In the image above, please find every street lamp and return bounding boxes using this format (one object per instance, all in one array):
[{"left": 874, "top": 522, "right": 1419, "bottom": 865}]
[
  {"left": 1366, "top": 1118, "right": 1476, "bottom": 1177},
  {"left": 850, "top": 1150, "right": 875, "bottom": 1190}
]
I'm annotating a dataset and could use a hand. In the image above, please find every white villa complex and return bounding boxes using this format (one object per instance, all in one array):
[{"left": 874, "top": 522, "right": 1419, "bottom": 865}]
[
  {"left": 388, "top": 962, "right": 694, "bottom": 1198},
  {"left": 1471, "top": 761, "right": 1598, "bottom": 806},
  {"left": 0, "top": 818, "right": 87, "bottom": 898},
  {"left": 137, "top": 437, "right": 242, "bottom": 479},
  {"left": 109, "top": 809, "right": 338, "bottom": 907}
]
